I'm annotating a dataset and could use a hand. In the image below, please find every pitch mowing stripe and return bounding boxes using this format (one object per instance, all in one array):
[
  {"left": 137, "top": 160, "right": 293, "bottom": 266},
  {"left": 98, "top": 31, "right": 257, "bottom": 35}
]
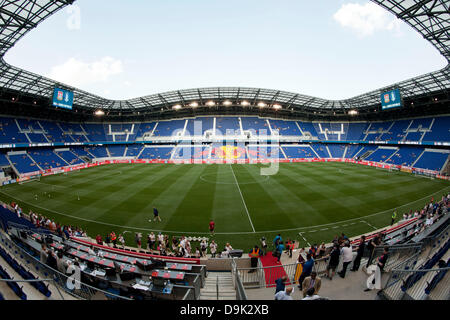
[
  {"left": 230, "top": 164, "right": 255, "bottom": 233},
  {"left": 93, "top": 164, "right": 196, "bottom": 224},
  {"left": 0, "top": 183, "right": 448, "bottom": 235}
]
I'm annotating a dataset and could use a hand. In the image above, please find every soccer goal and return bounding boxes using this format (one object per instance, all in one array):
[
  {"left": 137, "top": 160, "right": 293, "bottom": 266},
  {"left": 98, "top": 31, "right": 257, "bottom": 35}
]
[{"left": 18, "top": 175, "right": 41, "bottom": 184}]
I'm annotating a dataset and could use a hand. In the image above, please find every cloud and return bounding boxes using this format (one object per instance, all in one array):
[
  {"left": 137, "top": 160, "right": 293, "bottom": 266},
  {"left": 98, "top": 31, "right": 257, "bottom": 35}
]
[
  {"left": 48, "top": 57, "right": 123, "bottom": 87},
  {"left": 333, "top": 2, "right": 402, "bottom": 37}
]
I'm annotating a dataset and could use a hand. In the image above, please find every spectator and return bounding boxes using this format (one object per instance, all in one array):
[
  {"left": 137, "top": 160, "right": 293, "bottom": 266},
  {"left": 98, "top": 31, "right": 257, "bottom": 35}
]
[
  {"left": 95, "top": 234, "right": 103, "bottom": 245},
  {"left": 326, "top": 243, "right": 340, "bottom": 280},
  {"left": 274, "top": 241, "right": 285, "bottom": 262},
  {"left": 298, "top": 253, "right": 314, "bottom": 290},
  {"left": 273, "top": 234, "right": 282, "bottom": 248},
  {"left": 275, "top": 276, "right": 288, "bottom": 293},
  {"left": 40, "top": 244, "right": 48, "bottom": 264},
  {"left": 56, "top": 251, "right": 67, "bottom": 274},
  {"left": 200, "top": 239, "right": 208, "bottom": 257},
  {"left": 286, "top": 239, "right": 294, "bottom": 258},
  {"left": 302, "top": 271, "right": 321, "bottom": 298},
  {"left": 135, "top": 233, "right": 142, "bottom": 250},
  {"left": 302, "top": 287, "right": 321, "bottom": 300},
  {"left": 249, "top": 245, "right": 261, "bottom": 273},
  {"left": 274, "top": 287, "right": 293, "bottom": 300},
  {"left": 366, "top": 235, "right": 381, "bottom": 267},
  {"left": 118, "top": 234, "right": 125, "bottom": 249},
  {"left": 317, "top": 243, "right": 326, "bottom": 258},
  {"left": 351, "top": 235, "right": 366, "bottom": 272},
  {"left": 210, "top": 240, "right": 218, "bottom": 258},
  {"left": 338, "top": 242, "right": 353, "bottom": 278},
  {"left": 365, "top": 246, "right": 389, "bottom": 291}
]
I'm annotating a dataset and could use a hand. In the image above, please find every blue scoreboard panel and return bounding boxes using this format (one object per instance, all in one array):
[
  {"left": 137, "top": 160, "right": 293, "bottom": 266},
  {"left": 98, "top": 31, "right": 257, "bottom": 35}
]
[
  {"left": 52, "top": 87, "right": 74, "bottom": 110},
  {"left": 381, "top": 89, "right": 402, "bottom": 110}
]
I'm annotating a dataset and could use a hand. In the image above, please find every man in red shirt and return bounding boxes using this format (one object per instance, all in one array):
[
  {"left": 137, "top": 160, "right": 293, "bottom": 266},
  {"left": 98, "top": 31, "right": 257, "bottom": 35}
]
[
  {"left": 209, "top": 220, "right": 215, "bottom": 235},
  {"left": 95, "top": 234, "right": 103, "bottom": 245}
]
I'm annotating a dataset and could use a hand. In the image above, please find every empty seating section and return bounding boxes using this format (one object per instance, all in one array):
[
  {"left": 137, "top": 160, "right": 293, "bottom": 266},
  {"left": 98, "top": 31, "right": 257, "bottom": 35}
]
[
  {"left": 125, "top": 145, "right": 143, "bottom": 157},
  {"left": 248, "top": 146, "right": 282, "bottom": 159},
  {"left": 310, "top": 144, "right": 330, "bottom": 158},
  {"left": 328, "top": 144, "right": 346, "bottom": 158},
  {"left": 0, "top": 118, "right": 28, "bottom": 143},
  {"left": 27, "top": 133, "right": 48, "bottom": 143},
  {"left": 107, "top": 146, "right": 126, "bottom": 157},
  {"left": 241, "top": 117, "right": 270, "bottom": 135},
  {"left": 0, "top": 116, "right": 449, "bottom": 143},
  {"left": 152, "top": 120, "right": 185, "bottom": 137},
  {"left": 138, "top": 146, "right": 173, "bottom": 159},
  {"left": 8, "top": 154, "right": 39, "bottom": 173},
  {"left": 365, "top": 148, "right": 397, "bottom": 162},
  {"left": 86, "top": 146, "right": 108, "bottom": 158},
  {"left": 282, "top": 146, "right": 315, "bottom": 158},
  {"left": 71, "top": 147, "right": 92, "bottom": 159},
  {"left": 423, "top": 116, "right": 450, "bottom": 143},
  {"left": 55, "top": 150, "right": 84, "bottom": 166},
  {"left": 414, "top": 151, "right": 449, "bottom": 172},
  {"left": 0, "top": 153, "right": 10, "bottom": 166},
  {"left": 269, "top": 119, "right": 301, "bottom": 136},
  {"left": 345, "top": 145, "right": 364, "bottom": 158},
  {"left": 29, "top": 149, "right": 66, "bottom": 170},
  {"left": 39, "top": 120, "right": 73, "bottom": 143},
  {"left": 380, "top": 120, "right": 410, "bottom": 142},
  {"left": 384, "top": 147, "right": 423, "bottom": 167},
  {"left": 184, "top": 118, "right": 214, "bottom": 136},
  {"left": 344, "top": 123, "right": 368, "bottom": 141},
  {"left": 357, "top": 145, "right": 378, "bottom": 158},
  {"left": 215, "top": 117, "right": 240, "bottom": 135},
  {"left": 83, "top": 124, "right": 107, "bottom": 142},
  {"left": 135, "top": 122, "right": 156, "bottom": 139},
  {"left": 297, "top": 122, "right": 318, "bottom": 138}
]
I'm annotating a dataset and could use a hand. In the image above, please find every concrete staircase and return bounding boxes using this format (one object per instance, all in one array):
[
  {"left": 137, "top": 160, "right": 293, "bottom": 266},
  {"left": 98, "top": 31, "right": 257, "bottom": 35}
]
[{"left": 199, "top": 272, "right": 236, "bottom": 300}]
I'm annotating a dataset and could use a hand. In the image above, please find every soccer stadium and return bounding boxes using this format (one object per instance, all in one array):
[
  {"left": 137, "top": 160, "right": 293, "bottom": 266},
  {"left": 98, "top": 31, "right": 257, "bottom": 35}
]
[{"left": 0, "top": 0, "right": 448, "bottom": 304}]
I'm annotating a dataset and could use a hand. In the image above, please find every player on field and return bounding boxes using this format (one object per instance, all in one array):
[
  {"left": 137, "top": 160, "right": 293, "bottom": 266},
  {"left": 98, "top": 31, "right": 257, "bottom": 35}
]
[
  {"left": 151, "top": 207, "right": 161, "bottom": 222},
  {"left": 209, "top": 219, "right": 215, "bottom": 235}
]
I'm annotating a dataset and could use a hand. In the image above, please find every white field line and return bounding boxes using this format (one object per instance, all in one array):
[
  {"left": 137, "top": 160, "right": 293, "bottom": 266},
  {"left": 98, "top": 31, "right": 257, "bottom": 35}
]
[
  {"left": 298, "top": 232, "right": 311, "bottom": 247},
  {"left": 230, "top": 164, "right": 256, "bottom": 233},
  {"left": 361, "top": 220, "right": 378, "bottom": 230}
]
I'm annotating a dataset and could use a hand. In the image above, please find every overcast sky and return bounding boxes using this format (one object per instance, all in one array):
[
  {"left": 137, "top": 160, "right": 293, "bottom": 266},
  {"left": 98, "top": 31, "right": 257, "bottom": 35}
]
[{"left": 5, "top": 0, "right": 446, "bottom": 101}]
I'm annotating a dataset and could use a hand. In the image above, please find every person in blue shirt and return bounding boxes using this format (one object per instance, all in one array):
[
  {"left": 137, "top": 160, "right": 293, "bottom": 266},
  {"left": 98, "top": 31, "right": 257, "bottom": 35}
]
[
  {"left": 298, "top": 253, "right": 314, "bottom": 290},
  {"left": 275, "top": 276, "right": 288, "bottom": 293},
  {"left": 275, "top": 242, "right": 285, "bottom": 262},
  {"left": 273, "top": 234, "right": 282, "bottom": 248}
]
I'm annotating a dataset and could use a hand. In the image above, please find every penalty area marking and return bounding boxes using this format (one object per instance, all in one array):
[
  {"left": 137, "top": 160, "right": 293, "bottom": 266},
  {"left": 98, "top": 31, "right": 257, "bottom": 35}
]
[{"left": 0, "top": 185, "right": 448, "bottom": 236}]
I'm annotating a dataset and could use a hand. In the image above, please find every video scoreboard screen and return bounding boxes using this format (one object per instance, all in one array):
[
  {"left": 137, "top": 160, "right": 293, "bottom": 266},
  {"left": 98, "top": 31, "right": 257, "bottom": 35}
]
[
  {"left": 380, "top": 89, "right": 402, "bottom": 110},
  {"left": 52, "top": 87, "right": 74, "bottom": 110}
]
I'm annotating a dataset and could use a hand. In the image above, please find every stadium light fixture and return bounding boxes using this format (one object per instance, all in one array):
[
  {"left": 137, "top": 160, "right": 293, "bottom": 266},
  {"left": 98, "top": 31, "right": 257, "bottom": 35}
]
[
  {"left": 189, "top": 102, "right": 198, "bottom": 108},
  {"left": 273, "top": 104, "right": 282, "bottom": 110},
  {"left": 348, "top": 110, "right": 358, "bottom": 116},
  {"left": 257, "top": 102, "right": 267, "bottom": 108},
  {"left": 172, "top": 104, "right": 182, "bottom": 110},
  {"left": 223, "top": 100, "right": 232, "bottom": 106},
  {"left": 206, "top": 101, "right": 215, "bottom": 107},
  {"left": 241, "top": 100, "right": 250, "bottom": 107},
  {"left": 94, "top": 110, "right": 105, "bottom": 116}
]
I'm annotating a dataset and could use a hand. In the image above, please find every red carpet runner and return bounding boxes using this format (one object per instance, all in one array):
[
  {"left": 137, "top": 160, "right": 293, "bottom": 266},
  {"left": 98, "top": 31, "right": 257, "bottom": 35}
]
[{"left": 259, "top": 252, "right": 290, "bottom": 287}]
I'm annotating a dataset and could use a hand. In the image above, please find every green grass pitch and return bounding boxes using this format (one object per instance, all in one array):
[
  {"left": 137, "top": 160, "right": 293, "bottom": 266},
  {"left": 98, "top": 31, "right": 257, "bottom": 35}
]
[{"left": 0, "top": 162, "right": 449, "bottom": 252}]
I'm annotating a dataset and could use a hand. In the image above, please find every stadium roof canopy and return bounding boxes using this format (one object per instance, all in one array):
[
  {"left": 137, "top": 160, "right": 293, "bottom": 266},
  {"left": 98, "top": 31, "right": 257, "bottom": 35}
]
[{"left": 0, "top": 0, "right": 448, "bottom": 114}]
